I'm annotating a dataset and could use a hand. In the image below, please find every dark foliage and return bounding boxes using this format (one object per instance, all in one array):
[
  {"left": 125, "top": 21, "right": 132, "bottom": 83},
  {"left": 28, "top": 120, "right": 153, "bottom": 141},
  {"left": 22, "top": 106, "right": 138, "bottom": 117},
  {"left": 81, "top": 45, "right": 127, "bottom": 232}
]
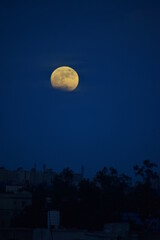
[{"left": 12, "top": 160, "right": 160, "bottom": 230}]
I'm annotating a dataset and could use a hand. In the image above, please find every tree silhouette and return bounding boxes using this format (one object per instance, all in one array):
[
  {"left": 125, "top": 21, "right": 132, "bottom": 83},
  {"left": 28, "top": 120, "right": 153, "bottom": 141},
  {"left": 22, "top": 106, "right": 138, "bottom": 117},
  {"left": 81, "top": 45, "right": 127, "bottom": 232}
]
[
  {"left": 134, "top": 160, "right": 159, "bottom": 186},
  {"left": 10, "top": 162, "right": 160, "bottom": 231},
  {"left": 133, "top": 160, "right": 159, "bottom": 218}
]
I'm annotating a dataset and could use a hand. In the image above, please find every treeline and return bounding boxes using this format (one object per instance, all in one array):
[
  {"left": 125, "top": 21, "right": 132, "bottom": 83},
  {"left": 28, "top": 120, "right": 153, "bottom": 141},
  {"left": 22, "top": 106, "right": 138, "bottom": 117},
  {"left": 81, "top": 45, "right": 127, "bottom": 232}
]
[{"left": 12, "top": 160, "right": 160, "bottom": 230}]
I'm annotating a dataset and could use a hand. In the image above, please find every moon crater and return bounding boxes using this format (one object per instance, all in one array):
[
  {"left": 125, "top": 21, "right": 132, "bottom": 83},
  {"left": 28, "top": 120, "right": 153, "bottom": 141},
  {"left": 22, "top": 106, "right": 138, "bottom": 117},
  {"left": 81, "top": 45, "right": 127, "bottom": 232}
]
[{"left": 50, "top": 66, "right": 79, "bottom": 91}]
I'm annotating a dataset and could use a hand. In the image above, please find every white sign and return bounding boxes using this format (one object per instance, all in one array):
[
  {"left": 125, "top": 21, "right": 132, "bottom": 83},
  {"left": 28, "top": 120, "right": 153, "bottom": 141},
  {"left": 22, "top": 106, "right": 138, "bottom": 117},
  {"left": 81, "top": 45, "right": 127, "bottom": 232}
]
[{"left": 48, "top": 210, "right": 60, "bottom": 228}]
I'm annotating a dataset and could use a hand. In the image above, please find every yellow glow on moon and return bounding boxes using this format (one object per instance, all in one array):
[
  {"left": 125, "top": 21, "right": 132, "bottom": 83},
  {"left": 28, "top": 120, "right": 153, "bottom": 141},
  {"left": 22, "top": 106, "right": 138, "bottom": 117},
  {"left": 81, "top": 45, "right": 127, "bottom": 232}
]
[{"left": 50, "top": 66, "right": 79, "bottom": 91}]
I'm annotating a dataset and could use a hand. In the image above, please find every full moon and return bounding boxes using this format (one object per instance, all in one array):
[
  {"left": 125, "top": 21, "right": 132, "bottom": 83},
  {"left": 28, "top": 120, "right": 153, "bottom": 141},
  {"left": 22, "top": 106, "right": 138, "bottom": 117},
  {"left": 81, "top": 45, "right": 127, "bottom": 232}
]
[{"left": 50, "top": 66, "right": 79, "bottom": 91}]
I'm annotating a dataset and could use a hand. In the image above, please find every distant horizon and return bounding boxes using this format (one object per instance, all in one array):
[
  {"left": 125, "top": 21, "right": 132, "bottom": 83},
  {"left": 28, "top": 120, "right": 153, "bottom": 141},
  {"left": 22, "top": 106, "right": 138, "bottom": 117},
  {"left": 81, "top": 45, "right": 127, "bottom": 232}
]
[{"left": 1, "top": 159, "right": 159, "bottom": 181}]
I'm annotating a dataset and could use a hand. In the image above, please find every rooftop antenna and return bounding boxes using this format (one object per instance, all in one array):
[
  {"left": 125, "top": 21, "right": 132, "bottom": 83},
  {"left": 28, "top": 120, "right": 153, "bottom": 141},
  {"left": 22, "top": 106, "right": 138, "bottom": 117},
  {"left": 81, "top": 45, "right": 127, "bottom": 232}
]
[
  {"left": 34, "top": 162, "right": 37, "bottom": 171},
  {"left": 43, "top": 164, "right": 46, "bottom": 173},
  {"left": 81, "top": 165, "right": 84, "bottom": 178}
]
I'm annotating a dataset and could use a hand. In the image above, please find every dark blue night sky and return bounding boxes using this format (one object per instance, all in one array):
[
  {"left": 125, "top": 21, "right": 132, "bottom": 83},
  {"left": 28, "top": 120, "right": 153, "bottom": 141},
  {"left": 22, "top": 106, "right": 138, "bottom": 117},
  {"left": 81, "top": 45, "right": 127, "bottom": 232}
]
[{"left": 0, "top": 0, "right": 160, "bottom": 177}]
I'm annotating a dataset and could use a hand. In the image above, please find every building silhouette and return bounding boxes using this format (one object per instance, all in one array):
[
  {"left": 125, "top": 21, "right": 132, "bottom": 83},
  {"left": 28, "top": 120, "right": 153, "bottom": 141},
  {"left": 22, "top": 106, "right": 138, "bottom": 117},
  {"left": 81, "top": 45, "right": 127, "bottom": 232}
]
[{"left": 0, "top": 166, "right": 83, "bottom": 188}]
